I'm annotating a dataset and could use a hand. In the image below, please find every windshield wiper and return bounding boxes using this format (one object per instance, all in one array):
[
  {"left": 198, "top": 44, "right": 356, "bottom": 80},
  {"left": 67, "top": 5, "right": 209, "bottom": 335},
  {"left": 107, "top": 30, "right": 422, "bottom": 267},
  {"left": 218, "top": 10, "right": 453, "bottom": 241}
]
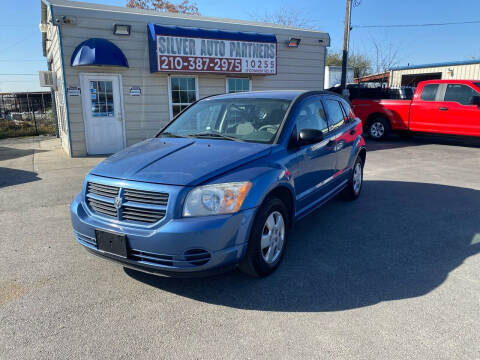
[
  {"left": 187, "top": 132, "right": 244, "bottom": 142},
  {"left": 158, "top": 132, "right": 189, "bottom": 138}
]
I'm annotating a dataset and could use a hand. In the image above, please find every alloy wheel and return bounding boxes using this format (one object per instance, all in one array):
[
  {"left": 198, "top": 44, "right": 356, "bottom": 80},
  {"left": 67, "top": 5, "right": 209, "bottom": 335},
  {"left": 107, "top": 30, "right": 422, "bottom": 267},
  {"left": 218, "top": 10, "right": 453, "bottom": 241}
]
[
  {"left": 260, "top": 211, "right": 285, "bottom": 264},
  {"left": 353, "top": 161, "right": 362, "bottom": 194},
  {"left": 370, "top": 121, "right": 385, "bottom": 138}
]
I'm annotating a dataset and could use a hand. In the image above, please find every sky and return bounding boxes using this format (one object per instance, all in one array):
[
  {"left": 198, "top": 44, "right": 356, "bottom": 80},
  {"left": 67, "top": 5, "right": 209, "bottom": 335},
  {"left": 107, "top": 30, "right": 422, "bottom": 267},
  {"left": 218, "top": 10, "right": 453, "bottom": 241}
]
[{"left": 1, "top": 0, "right": 480, "bottom": 92}]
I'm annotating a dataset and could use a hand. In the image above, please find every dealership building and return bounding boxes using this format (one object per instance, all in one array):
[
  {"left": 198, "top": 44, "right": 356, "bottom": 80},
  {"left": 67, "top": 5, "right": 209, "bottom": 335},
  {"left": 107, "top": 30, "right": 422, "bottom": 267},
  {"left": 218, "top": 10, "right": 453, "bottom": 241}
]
[{"left": 40, "top": 0, "right": 330, "bottom": 156}]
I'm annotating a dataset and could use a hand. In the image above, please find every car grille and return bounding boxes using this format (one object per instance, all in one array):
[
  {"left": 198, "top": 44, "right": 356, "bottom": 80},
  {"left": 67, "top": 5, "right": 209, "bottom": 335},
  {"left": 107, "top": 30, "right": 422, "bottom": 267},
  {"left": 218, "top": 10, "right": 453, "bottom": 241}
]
[
  {"left": 86, "top": 182, "right": 169, "bottom": 224},
  {"left": 124, "top": 189, "right": 168, "bottom": 205},
  {"left": 87, "top": 197, "right": 117, "bottom": 217},
  {"left": 122, "top": 206, "right": 166, "bottom": 223},
  {"left": 129, "top": 248, "right": 211, "bottom": 267},
  {"left": 87, "top": 182, "right": 119, "bottom": 198},
  {"left": 129, "top": 250, "right": 174, "bottom": 266}
]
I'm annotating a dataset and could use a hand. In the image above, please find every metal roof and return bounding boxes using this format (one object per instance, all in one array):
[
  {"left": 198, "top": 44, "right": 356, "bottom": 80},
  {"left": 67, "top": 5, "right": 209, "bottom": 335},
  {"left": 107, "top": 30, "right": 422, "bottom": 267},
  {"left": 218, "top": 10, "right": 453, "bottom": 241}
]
[
  {"left": 43, "top": 0, "right": 329, "bottom": 38},
  {"left": 390, "top": 59, "right": 480, "bottom": 71}
]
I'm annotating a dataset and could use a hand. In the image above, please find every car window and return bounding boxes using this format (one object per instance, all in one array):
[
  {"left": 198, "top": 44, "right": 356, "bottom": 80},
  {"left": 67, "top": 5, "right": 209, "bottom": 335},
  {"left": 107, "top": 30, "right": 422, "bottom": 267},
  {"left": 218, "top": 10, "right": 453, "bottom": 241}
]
[
  {"left": 161, "top": 98, "right": 291, "bottom": 144},
  {"left": 324, "top": 99, "right": 346, "bottom": 131},
  {"left": 294, "top": 97, "right": 328, "bottom": 133},
  {"left": 444, "top": 84, "right": 479, "bottom": 105},
  {"left": 339, "top": 100, "right": 355, "bottom": 123},
  {"left": 420, "top": 84, "right": 439, "bottom": 101}
]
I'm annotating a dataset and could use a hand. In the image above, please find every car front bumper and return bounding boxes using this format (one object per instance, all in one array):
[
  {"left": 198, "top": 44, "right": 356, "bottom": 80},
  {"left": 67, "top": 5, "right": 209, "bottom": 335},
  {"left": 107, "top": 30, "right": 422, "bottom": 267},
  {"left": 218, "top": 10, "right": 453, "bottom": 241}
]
[{"left": 71, "top": 193, "right": 257, "bottom": 276}]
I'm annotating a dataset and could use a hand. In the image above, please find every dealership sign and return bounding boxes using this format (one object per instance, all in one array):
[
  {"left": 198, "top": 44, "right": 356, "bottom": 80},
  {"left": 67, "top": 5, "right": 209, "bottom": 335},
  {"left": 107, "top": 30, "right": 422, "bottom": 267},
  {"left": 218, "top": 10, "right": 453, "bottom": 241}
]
[{"left": 148, "top": 24, "right": 277, "bottom": 75}]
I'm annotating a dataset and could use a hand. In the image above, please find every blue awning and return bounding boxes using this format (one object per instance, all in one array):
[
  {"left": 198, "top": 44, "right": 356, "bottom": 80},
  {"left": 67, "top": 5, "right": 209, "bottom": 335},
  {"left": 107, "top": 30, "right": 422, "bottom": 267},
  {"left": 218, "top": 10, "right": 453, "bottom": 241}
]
[{"left": 71, "top": 38, "right": 128, "bottom": 68}]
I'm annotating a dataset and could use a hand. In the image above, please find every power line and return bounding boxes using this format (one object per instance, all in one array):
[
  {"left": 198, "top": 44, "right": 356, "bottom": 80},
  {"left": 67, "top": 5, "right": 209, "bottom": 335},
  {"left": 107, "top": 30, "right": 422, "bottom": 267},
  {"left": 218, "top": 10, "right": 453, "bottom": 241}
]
[
  {"left": 353, "top": 20, "right": 480, "bottom": 28},
  {"left": 0, "top": 60, "right": 45, "bottom": 62},
  {"left": 0, "top": 31, "right": 38, "bottom": 55}
]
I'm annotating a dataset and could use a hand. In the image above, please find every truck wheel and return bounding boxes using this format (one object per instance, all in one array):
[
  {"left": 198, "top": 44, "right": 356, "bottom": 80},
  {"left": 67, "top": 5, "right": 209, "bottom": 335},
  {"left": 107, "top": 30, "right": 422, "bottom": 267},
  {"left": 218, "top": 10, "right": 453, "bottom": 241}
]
[
  {"left": 367, "top": 116, "right": 390, "bottom": 140},
  {"left": 239, "top": 197, "right": 289, "bottom": 277},
  {"left": 342, "top": 156, "right": 363, "bottom": 201}
]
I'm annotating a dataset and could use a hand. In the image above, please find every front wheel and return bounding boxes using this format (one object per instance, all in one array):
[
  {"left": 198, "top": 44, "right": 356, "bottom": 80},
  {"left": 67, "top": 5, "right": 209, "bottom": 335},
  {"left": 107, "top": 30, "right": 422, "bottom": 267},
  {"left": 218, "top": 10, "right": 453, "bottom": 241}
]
[
  {"left": 367, "top": 116, "right": 390, "bottom": 140},
  {"left": 239, "top": 197, "right": 289, "bottom": 277}
]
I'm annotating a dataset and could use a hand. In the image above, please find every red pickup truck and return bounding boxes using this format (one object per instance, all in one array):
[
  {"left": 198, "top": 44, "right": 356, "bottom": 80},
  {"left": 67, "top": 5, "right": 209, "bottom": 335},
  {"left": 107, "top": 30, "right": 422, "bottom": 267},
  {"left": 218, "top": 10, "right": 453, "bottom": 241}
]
[{"left": 352, "top": 80, "right": 480, "bottom": 139}]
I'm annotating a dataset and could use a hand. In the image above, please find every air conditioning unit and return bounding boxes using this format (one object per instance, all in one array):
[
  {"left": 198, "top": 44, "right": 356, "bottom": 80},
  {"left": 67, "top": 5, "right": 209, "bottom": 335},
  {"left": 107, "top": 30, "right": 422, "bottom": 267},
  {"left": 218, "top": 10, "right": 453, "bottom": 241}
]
[{"left": 39, "top": 71, "right": 57, "bottom": 90}]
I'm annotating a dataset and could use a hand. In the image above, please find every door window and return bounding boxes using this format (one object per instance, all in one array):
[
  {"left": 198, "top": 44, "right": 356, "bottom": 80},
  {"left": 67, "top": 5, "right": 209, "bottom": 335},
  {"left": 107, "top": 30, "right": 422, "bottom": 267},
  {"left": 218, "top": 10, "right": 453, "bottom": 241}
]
[
  {"left": 444, "top": 84, "right": 479, "bottom": 105},
  {"left": 226, "top": 78, "right": 250, "bottom": 93},
  {"left": 170, "top": 77, "right": 197, "bottom": 117},
  {"left": 294, "top": 97, "right": 328, "bottom": 133},
  {"left": 420, "top": 84, "right": 439, "bottom": 101},
  {"left": 339, "top": 99, "right": 355, "bottom": 123},
  {"left": 324, "top": 99, "right": 345, "bottom": 131},
  {"left": 90, "top": 80, "right": 114, "bottom": 117}
]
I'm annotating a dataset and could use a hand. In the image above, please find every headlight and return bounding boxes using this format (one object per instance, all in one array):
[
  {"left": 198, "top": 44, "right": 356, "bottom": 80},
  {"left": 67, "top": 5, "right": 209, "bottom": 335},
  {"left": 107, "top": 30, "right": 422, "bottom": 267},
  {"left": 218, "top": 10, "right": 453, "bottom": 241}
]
[{"left": 183, "top": 182, "right": 252, "bottom": 217}]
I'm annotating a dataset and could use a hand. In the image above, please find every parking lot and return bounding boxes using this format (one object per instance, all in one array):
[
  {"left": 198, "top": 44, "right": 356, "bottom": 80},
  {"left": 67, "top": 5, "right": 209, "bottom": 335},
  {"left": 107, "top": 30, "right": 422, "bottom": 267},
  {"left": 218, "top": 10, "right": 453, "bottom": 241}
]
[{"left": 0, "top": 135, "right": 479, "bottom": 359}]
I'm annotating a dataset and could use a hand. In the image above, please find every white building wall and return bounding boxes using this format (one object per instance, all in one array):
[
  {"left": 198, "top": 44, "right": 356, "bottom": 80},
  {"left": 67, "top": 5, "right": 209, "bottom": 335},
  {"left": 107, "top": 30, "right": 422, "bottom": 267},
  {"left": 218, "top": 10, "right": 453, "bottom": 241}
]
[
  {"left": 43, "top": 3, "right": 71, "bottom": 155},
  {"left": 47, "top": 0, "right": 329, "bottom": 156},
  {"left": 390, "top": 63, "right": 480, "bottom": 87},
  {"left": 324, "top": 66, "right": 354, "bottom": 88}
]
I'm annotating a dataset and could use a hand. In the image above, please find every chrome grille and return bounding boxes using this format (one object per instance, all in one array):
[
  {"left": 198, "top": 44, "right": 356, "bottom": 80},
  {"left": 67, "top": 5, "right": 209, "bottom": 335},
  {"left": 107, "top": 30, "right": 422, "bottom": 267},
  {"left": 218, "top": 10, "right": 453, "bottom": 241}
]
[
  {"left": 130, "top": 250, "right": 173, "bottom": 266},
  {"left": 87, "top": 197, "right": 116, "bottom": 217},
  {"left": 124, "top": 189, "right": 168, "bottom": 205},
  {"left": 87, "top": 182, "right": 119, "bottom": 198},
  {"left": 86, "top": 181, "right": 168, "bottom": 224},
  {"left": 122, "top": 206, "right": 166, "bottom": 223}
]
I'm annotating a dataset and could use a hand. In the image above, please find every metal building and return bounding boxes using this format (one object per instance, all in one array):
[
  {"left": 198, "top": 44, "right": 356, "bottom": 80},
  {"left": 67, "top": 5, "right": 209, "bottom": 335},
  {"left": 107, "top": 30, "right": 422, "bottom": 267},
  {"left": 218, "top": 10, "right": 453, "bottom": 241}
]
[
  {"left": 389, "top": 60, "right": 480, "bottom": 87},
  {"left": 40, "top": 0, "right": 330, "bottom": 157}
]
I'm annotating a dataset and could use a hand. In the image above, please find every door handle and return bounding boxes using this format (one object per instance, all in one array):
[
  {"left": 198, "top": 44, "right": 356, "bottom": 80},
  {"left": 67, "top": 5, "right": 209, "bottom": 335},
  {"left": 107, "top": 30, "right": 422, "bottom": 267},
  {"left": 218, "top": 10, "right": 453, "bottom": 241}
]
[
  {"left": 349, "top": 129, "right": 356, "bottom": 135},
  {"left": 327, "top": 139, "right": 336, "bottom": 146},
  {"left": 439, "top": 107, "right": 449, "bottom": 111}
]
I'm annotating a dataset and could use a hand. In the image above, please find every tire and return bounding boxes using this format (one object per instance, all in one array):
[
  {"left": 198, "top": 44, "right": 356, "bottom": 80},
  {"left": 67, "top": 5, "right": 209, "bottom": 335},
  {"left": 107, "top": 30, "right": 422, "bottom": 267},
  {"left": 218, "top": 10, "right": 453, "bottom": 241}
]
[
  {"left": 342, "top": 156, "right": 363, "bottom": 201},
  {"left": 367, "top": 116, "right": 390, "bottom": 140},
  {"left": 239, "top": 197, "right": 289, "bottom": 277}
]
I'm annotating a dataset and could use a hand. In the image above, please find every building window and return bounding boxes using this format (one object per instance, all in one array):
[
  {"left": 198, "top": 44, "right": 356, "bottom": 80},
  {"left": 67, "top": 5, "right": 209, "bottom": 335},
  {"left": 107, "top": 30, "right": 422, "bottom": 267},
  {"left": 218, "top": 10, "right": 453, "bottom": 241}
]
[
  {"left": 170, "top": 76, "right": 197, "bottom": 118},
  {"left": 90, "top": 80, "right": 114, "bottom": 117},
  {"left": 226, "top": 78, "right": 250, "bottom": 93}
]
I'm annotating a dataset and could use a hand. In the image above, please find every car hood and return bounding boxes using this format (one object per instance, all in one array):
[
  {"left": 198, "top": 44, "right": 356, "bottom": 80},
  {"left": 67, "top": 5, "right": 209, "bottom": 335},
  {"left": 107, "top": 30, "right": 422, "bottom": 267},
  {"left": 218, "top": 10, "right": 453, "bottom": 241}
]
[{"left": 90, "top": 138, "right": 272, "bottom": 186}]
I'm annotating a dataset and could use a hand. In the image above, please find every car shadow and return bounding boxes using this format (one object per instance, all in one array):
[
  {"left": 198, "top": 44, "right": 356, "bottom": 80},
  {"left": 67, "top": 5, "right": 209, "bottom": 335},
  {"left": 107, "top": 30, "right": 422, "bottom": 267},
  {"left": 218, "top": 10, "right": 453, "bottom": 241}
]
[
  {"left": 0, "top": 167, "right": 41, "bottom": 188},
  {"left": 124, "top": 180, "right": 480, "bottom": 312}
]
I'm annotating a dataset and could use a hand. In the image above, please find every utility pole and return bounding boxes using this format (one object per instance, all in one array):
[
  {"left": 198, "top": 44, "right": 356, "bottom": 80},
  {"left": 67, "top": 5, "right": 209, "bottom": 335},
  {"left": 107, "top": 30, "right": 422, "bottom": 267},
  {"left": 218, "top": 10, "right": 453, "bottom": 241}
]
[{"left": 341, "top": 0, "right": 352, "bottom": 92}]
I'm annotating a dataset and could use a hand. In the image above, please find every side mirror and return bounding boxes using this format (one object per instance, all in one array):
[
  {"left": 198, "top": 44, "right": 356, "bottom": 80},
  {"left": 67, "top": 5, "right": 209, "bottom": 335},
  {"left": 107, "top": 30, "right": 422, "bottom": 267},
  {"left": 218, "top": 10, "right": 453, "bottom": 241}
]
[
  {"left": 471, "top": 95, "right": 480, "bottom": 107},
  {"left": 298, "top": 128, "right": 324, "bottom": 145}
]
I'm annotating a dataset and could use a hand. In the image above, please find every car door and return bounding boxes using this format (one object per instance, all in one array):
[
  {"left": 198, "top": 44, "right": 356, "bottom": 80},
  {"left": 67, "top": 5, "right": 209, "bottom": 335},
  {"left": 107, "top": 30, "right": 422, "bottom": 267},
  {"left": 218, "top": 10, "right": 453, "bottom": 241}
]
[
  {"left": 436, "top": 83, "right": 480, "bottom": 136},
  {"left": 409, "top": 82, "right": 443, "bottom": 133},
  {"left": 291, "top": 95, "right": 337, "bottom": 212},
  {"left": 323, "top": 96, "right": 356, "bottom": 175}
]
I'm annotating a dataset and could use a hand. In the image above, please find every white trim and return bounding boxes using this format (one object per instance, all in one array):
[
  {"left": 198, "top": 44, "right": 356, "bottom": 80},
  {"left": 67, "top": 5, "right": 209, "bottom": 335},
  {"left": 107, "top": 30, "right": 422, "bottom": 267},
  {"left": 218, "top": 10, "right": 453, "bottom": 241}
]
[
  {"left": 168, "top": 74, "right": 199, "bottom": 120},
  {"left": 225, "top": 77, "right": 252, "bottom": 93},
  {"left": 79, "top": 72, "right": 126, "bottom": 154}
]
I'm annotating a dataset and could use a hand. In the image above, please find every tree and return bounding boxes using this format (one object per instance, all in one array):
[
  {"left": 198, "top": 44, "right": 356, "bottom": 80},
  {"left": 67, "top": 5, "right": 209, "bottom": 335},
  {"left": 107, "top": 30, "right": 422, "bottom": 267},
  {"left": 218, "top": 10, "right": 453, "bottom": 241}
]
[
  {"left": 326, "top": 50, "right": 371, "bottom": 78},
  {"left": 250, "top": 7, "right": 313, "bottom": 29},
  {"left": 126, "top": 0, "right": 200, "bottom": 15},
  {"left": 371, "top": 38, "right": 400, "bottom": 74}
]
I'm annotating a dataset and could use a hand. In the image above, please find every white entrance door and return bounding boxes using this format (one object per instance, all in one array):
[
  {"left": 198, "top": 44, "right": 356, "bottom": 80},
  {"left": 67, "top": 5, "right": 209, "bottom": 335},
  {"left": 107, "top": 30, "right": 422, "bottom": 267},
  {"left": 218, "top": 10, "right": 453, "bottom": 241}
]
[{"left": 80, "top": 74, "right": 125, "bottom": 155}]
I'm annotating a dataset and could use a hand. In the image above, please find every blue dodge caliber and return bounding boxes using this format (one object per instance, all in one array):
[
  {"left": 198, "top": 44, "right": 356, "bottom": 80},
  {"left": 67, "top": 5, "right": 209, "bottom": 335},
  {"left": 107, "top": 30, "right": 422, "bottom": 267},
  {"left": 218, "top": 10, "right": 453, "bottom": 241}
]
[{"left": 71, "top": 91, "right": 366, "bottom": 277}]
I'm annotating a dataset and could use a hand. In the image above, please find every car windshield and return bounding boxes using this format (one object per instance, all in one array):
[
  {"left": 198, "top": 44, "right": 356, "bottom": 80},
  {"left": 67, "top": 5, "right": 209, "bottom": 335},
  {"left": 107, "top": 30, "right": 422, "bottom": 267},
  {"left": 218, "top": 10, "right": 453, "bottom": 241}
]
[{"left": 159, "top": 98, "right": 292, "bottom": 143}]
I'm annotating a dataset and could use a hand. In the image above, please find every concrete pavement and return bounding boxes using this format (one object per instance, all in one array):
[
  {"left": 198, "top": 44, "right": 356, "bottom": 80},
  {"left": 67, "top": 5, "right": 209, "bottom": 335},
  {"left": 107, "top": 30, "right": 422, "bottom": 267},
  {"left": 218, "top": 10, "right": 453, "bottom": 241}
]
[{"left": 0, "top": 135, "right": 479, "bottom": 359}]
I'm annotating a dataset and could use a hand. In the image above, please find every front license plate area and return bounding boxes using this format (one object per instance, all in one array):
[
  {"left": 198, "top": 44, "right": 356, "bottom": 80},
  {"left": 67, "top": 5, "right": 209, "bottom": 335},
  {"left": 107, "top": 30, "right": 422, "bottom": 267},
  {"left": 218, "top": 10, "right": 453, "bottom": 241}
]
[{"left": 95, "top": 230, "right": 127, "bottom": 258}]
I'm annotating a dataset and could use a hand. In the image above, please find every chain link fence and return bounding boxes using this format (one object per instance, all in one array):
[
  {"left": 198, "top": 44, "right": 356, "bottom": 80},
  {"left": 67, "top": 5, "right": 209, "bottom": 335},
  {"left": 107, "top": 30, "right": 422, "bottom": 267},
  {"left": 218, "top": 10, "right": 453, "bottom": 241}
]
[
  {"left": 0, "top": 110, "right": 56, "bottom": 139},
  {"left": 0, "top": 92, "right": 56, "bottom": 139}
]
